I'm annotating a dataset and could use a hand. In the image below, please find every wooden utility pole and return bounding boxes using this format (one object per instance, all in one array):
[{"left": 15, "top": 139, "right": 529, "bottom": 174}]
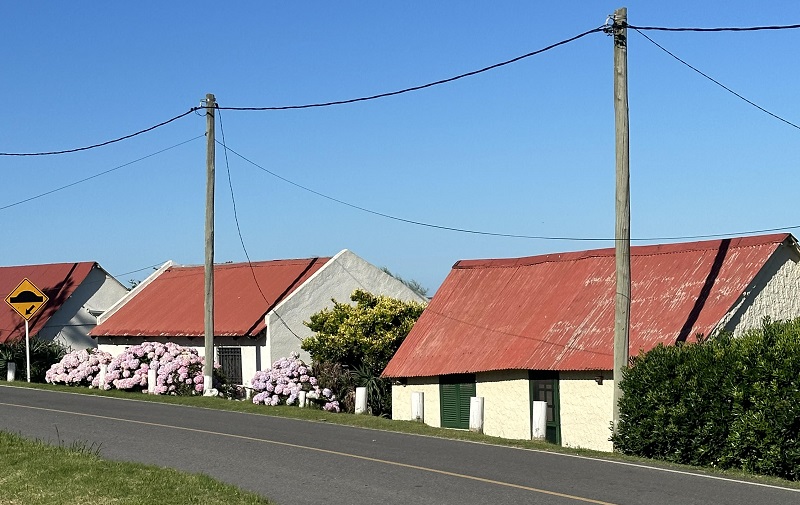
[
  {"left": 612, "top": 7, "right": 631, "bottom": 434},
  {"left": 203, "top": 93, "right": 216, "bottom": 394}
]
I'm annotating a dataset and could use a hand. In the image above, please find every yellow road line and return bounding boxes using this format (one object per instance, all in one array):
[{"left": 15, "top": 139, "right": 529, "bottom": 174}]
[{"left": 0, "top": 401, "right": 617, "bottom": 505}]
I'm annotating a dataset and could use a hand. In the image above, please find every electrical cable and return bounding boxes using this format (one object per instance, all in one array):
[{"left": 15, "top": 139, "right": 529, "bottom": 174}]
[
  {"left": 0, "top": 26, "right": 603, "bottom": 157},
  {"left": 114, "top": 262, "right": 168, "bottom": 279},
  {"left": 220, "top": 141, "right": 800, "bottom": 243},
  {"left": 219, "top": 142, "right": 598, "bottom": 241},
  {"left": 627, "top": 23, "right": 800, "bottom": 32},
  {"left": 218, "top": 131, "right": 610, "bottom": 354},
  {"left": 4, "top": 22, "right": 799, "bottom": 157},
  {"left": 0, "top": 135, "right": 204, "bottom": 211},
  {"left": 632, "top": 28, "right": 800, "bottom": 131},
  {"left": 0, "top": 108, "right": 200, "bottom": 157},
  {"left": 217, "top": 108, "right": 304, "bottom": 341},
  {"left": 218, "top": 26, "right": 606, "bottom": 111}
]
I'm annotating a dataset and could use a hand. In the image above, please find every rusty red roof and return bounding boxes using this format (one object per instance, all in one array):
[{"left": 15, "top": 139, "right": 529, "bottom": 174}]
[
  {"left": 91, "top": 257, "right": 330, "bottom": 338},
  {"left": 383, "top": 234, "right": 794, "bottom": 377},
  {"left": 0, "top": 262, "right": 97, "bottom": 344}
]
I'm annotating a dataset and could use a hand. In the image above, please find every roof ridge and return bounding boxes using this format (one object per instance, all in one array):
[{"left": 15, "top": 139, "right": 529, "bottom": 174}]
[
  {"left": 454, "top": 233, "right": 791, "bottom": 270},
  {"left": 169, "top": 257, "right": 334, "bottom": 270}
]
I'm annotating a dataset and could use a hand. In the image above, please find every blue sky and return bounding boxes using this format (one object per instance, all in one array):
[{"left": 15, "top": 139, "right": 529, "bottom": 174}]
[{"left": 3, "top": 2, "right": 800, "bottom": 294}]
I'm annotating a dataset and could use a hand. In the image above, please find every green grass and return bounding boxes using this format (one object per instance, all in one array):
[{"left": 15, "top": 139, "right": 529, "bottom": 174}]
[
  {"left": 5, "top": 381, "right": 800, "bottom": 491},
  {"left": 0, "top": 430, "right": 273, "bottom": 505}
]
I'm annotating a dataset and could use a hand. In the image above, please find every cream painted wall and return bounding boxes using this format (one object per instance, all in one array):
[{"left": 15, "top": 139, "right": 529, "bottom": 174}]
[
  {"left": 391, "top": 377, "right": 441, "bottom": 427},
  {"left": 476, "top": 370, "right": 531, "bottom": 440},
  {"left": 391, "top": 370, "right": 616, "bottom": 451},
  {"left": 392, "top": 371, "right": 532, "bottom": 439},
  {"left": 559, "top": 370, "right": 614, "bottom": 452}
]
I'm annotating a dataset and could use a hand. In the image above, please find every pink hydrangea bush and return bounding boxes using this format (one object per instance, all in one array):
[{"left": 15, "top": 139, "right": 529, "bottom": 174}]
[
  {"left": 45, "top": 348, "right": 113, "bottom": 387},
  {"left": 251, "top": 352, "right": 339, "bottom": 412},
  {"left": 102, "top": 342, "right": 212, "bottom": 395},
  {"left": 151, "top": 346, "right": 207, "bottom": 396}
]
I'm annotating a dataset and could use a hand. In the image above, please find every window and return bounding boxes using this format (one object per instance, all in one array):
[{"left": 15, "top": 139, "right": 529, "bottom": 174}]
[{"left": 217, "top": 347, "right": 243, "bottom": 385}]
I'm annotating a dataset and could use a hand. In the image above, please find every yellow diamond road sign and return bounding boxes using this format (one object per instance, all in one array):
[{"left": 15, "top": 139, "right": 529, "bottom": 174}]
[{"left": 5, "top": 278, "right": 49, "bottom": 321}]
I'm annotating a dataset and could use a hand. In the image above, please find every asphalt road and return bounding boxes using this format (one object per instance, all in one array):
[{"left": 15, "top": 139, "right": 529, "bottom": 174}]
[{"left": 0, "top": 385, "right": 797, "bottom": 505}]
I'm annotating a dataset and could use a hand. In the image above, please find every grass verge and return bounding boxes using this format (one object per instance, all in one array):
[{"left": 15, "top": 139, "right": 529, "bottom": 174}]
[
  {"left": 4, "top": 381, "right": 799, "bottom": 491},
  {"left": 0, "top": 430, "right": 273, "bottom": 505}
]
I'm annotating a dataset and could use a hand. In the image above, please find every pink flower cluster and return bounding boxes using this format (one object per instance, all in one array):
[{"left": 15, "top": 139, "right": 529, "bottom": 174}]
[
  {"left": 101, "top": 342, "right": 209, "bottom": 395},
  {"left": 45, "top": 348, "right": 112, "bottom": 386},
  {"left": 251, "top": 352, "right": 339, "bottom": 412}
]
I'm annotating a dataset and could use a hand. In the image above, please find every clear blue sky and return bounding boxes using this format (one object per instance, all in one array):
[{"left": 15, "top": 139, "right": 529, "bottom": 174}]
[{"left": 3, "top": 2, "right": 800, "bottom": 294}]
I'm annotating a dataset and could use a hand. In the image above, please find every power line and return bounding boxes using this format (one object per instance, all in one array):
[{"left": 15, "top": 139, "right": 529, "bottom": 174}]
[
  {"left": 219, "top": 141, "right": 800, "bottom": 243},
  {"left": 114, "top": 262, "right": 167, "bottom": 279},
  {"left": 0, "top": 108, "right": 200, "bottom": 157},
  {"left": 0, "top": 26, "right": 603, "bottom": 158},
  {"left": 4, "top": 22, "right": 799, "bottom": 157},
  {"left": 217, "top": 109, "right": 304, "bottom": 342},
  {"left": 218, "top": 108, "right": 266, "bottom": 298},
  {"left": 632, "top": 28, "right": 800, "bottom": 131},
  {"left": 0, "top": 136, "right": 204, "bottom": 211},
  {"left": 218, "top": 26, "right": 606, "bottom": 111},
  {"left": 627, "top": 22, "right": 800, "bottom": 32},
  {"left": 220, "top": 142, "right": 593, "bottom": 241}
]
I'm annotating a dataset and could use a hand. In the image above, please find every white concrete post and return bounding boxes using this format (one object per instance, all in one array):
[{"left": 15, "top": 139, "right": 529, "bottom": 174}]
[
  {"left": 298, "top": 390, "right": 307, "bottom": 408},
  {"left": 6, "top": 362, "right": 16, "bottom": 382},
  {"left": 410, "top": 391, "right": 424, "bottom": 422},
  {"left": 469, "top": 396, "right": 484, "bottom": 433},
  {"left": 98, "top": 364, "right": 107, "bottom": 388},
  {"left": 355, "top": 386, "right": 368, "bottom": 414},
  {"left": 532, "top": 400, "right": 548, "bottom": 440},
  {"left": 147, "top": 362, "right": 158, "bottom": 394}
]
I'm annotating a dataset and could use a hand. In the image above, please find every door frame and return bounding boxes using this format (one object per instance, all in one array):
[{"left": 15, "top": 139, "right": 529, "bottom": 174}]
[{"left": 529, "top": 370, "right": 561, "bottom": 444}]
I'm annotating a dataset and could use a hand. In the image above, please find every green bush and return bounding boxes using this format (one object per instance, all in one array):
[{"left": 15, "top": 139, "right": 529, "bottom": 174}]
[
  {"left": 302, "top": 290, "right": 425, "bottom": 416},
  {"left": 0, "top": 338, "right": 68, "bottom": 383},
  {"left": 612, "top": 318, "right": 800, "bottom": 480}
]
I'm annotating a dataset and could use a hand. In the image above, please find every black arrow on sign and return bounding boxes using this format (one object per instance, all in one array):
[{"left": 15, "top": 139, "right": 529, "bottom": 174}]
[{"left": 25, "top": 305, "right": 35, "bottom": 315}]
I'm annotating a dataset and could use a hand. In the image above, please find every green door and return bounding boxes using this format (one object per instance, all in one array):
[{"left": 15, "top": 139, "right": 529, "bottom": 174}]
[
  {"left": 440, "top": 374, "right": 476, "bottom": 429},
  {"left": 529, "top": 371, "right": 561, "bottom": 444}
]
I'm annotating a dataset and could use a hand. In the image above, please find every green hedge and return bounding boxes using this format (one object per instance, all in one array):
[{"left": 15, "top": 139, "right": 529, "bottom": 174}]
[{"left": 612, "top": 318, "right": 800, "bottom": 481}]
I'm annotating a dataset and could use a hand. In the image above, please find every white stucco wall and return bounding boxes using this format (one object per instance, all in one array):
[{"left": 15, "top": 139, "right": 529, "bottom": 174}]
[
  {"left": 98, "top": 337, "right": 208, "bottom": 359},
  {"left": 719, "top": 244, "right": 800, "bottom": 336},
  {"left": 38, "top": 266, "right": 128, "bottom": 351},
  {"left": 98, "top": 338, "right": 261, "bottom": 387},
  {"left": 266, "top": 249, "right": 429, "bottom": 366},
  {"left": 96, "top": 250, "right": 426, "bottom": 383},
  {"left": 238, "top": 344, "right": 260, "bottom": 386},
  {"left": 558, "top": 370, "right": 614, "bottom": 452},
  {"left": 391, "top": 377, "right": 441, "bottom": 427},
  {"left": 476, "top": 370, "right": 531, "bottom": 439}
]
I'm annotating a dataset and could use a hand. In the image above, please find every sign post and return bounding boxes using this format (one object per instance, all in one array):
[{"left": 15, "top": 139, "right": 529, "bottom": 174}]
[{"left": 5, "top": 278, "right": 49, "bottom": 382}]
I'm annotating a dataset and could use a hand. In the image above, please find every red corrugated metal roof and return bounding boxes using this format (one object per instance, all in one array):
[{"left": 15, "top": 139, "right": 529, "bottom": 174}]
[
  {"left": 383, "top": 234, "right": 793, "bottom": 377},
  {"left": 0, "top": 262, "right": 97, "bottom": 344},
  {"left": 91, "top": 257, "right": 330, "bottom": 338}
]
